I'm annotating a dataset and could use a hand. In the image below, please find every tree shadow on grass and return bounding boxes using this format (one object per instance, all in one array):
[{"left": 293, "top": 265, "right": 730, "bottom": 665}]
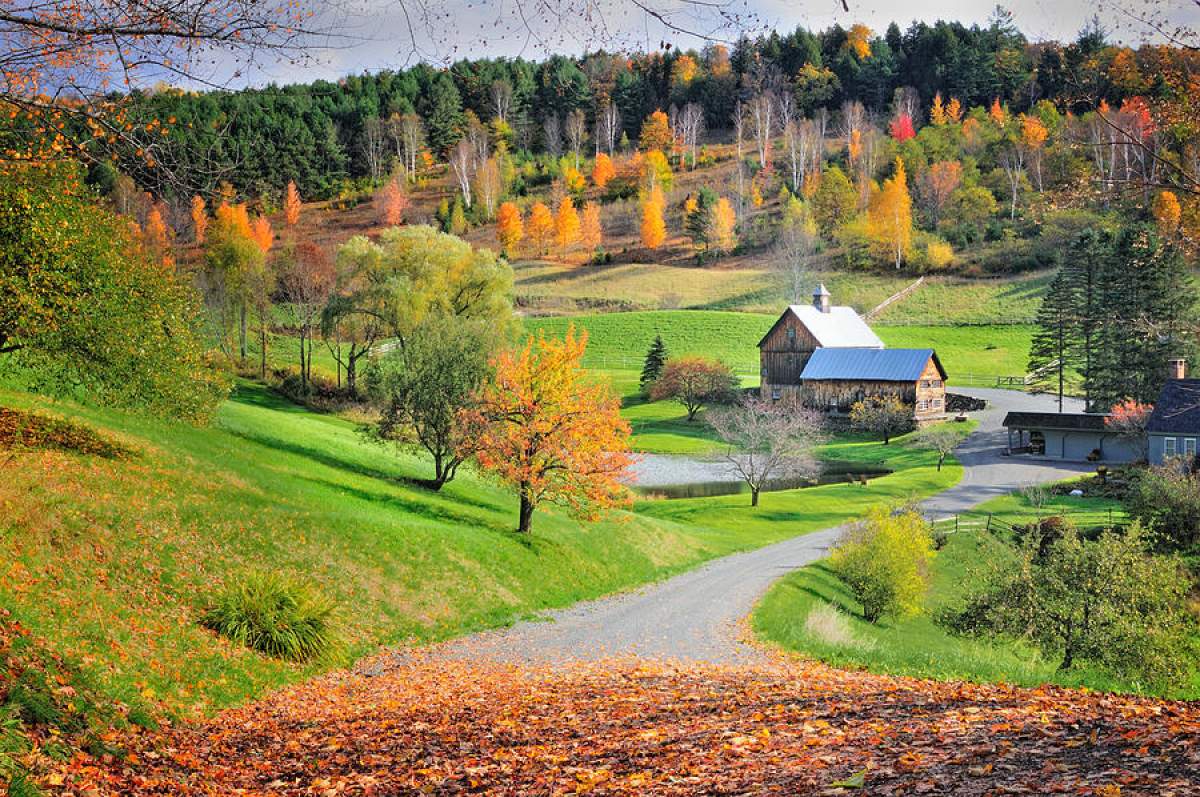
[{"left": 297, "top": 475, "right": 514, "bottom": 534}]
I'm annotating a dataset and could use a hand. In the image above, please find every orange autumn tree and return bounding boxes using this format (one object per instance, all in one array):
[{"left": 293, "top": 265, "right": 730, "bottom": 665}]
[
  {"left": 527, "top": 201, "right": 554, "bottom": 255},
  {"left": 376, "top": 179, "right": 409, "bottom": 226},
  {"left": 496, "top": 201, "right": 524, "bottom": 256},
  {"left": 1153, "top": 191, "right": 1182, "bottom": 235},
  {"left": 639, "top": 109, "right": 673, "bottom": 153},
  {"left": 591, "top": 152, "right": 615, "bottom": 188},
  {"left": 867, "top": 158, "right": 913, "bottom": 269},
  {"left": 710, "top": 197, "right": 737, "bottom": 252},
  {"left": 555, "top": 196, "right": 581, "bottom": 252},
  {"left": 580, "top": 201, "right": 603, "bottom": 252},
  {"left": 250, "top": 214, "right": 274, "bottom": 254},
  {"left": 284, "top": 180, "right": 302, "bottom": 226},
  {"left": 640, "top": 186, "right": 666, "bottom": 250},
  {"left": 141, "top": 205, "right": 174, "bottom": 267},
  {"left": 461, "top": 327, "right": 634, "bottom": 533},
  {"left": 190, "top": 195, "right": 208, "bottom": 243}
]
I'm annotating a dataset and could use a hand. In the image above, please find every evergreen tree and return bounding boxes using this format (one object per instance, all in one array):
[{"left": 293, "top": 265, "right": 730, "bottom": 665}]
[
  {"left": 685, "top": 187, "right": 718, "bottom": 248},
  {"left": 424, "top": 73, "right": 465, "bottom": 156},
  {"left": 1088, "top": 226, "right": 1194, "bottom": 409},
  {"left": 640, "top": 335, "right": 669, "bottom": 394},
  {"left": 1028, "top": 266, "right": 1079, "bottom": 412},
  {"left": 1062, "top": 229, "right": 1109, "bottom": 411}
]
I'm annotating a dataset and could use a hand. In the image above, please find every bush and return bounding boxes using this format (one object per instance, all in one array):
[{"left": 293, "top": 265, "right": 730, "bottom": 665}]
[
  {"left": 1125, "top": 466, "right": 1200, "bottom": 554},
  {"left": 0, "top": 408, "right": 129, "bottom": 459},
  {"left": 941, "top": 524, "right": 1197, "bottom": 687},
  {"left": 829, "top": 507, "right": 935, "bottom": 622},
  {"left": 202, "top": 573, "right": 336, "bottom": 662}
]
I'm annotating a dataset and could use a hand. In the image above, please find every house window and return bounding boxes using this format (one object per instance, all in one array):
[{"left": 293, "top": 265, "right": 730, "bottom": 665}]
[
  {"left": 771, "top": 388, "right": 781, "bottom": 401},
  {"left": 1187, "top": 438, "right": 1197, "bottom": 456},
  {"left": 916, "top": 399, "right": 929, "bottom": 412},
  {"left": 1165, "top": 437, "right": 1177, "bottom": 457},
  {"left": 932, "top": 398, "right": 942, "bottom": 409}
]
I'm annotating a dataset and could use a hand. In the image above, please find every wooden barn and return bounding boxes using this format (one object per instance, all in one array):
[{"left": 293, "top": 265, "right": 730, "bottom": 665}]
[
  {"left": 800, "top": 348, "right": 948, "bottom": 422},
  {"left": 758, "top": 285, "right": 948, "bottom": 422},
  {"left": 758, "top": 285, "right": 884, "bottom": 402}
]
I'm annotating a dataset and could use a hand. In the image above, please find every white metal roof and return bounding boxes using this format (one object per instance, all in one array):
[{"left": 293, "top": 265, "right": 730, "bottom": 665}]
[{"left": 787, "top": 304, "right": 885, "bottom": 349}]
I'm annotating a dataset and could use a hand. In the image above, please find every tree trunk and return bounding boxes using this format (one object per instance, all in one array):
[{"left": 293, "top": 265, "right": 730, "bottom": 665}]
[
  {"left": 750, "top": 487, "right": 760, "bottom": 507},
  {"left": 299, "top": 331, "right": 307, "bottom": 390},
  {"left": 260, "top": 327, "right": 267, "bottom": 379},
  {"left": 517, "top": 487, "right": 535, "bottom": 533},
  {"left": 239, "top": 303, "right": 247, "bottom": 362},
  {"left": 346, "top": 356, "right": 357, "bottom": 396},
  {"left": 937, "top": 453, "right": 945, "bottom": 471}
]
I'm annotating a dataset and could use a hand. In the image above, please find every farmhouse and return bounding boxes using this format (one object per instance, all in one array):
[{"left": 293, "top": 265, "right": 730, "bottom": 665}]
[
  {"left": 1147, "top": 366, "right": 1200, "bottom": 465},
  {"left": 758, "top": 286, "right": 946, "bottom": 421}
]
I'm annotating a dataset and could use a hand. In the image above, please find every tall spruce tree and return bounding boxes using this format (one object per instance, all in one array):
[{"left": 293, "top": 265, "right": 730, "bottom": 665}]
[
  {"left": 1088, "top": 225, "right": 1194, "bottom": 409},
  {"left": 1028, "top": 267, "right": 1079, "bottom": 412},
  {"left": 1063, "top": 229, "right": 1109, "bottom": 412},
  {"left": 640, "top": 335, "right": 669, "bottom": 394}
]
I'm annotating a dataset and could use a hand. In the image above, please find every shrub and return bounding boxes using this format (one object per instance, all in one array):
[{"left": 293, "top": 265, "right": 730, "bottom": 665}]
[
  {"left": 202, "top": 573, "right": 336, "bottom": 662},
  {"left": 940, "top": 524, "right": 1196, "bottom": 687},
  {"left": 0, "top": 408, "right": 129, "bottom": 459},
  {"left": 1125, "top": 466, "right": 1200, "bottom": 554},
  {"left": 803, "top": 603, "right": 872, "bottom": 650},
  {"left": 829, "top": 507, "right": 935, "bottom": 622}
]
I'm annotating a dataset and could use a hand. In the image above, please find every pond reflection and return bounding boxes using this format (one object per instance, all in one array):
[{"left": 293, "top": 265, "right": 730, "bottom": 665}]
[{"left": 635, "top": 461, "right": 892, "bottom": 500}]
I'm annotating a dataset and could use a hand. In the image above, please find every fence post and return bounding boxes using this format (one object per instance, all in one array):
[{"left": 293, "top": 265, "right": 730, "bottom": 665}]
[
  {"left": 985, "top": 514, "right": 992, "bottom": 534},
  {"left": 955, "top": 515, "right": 959, "bottom": 535}
]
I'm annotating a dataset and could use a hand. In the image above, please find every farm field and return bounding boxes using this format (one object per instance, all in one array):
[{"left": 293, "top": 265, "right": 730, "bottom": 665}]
[
  {"left": 0, "top": 381, "right": 963, "bottom": 729},
  {"left": 750, "top": 490, "right": 1200, "bottom": 698}
]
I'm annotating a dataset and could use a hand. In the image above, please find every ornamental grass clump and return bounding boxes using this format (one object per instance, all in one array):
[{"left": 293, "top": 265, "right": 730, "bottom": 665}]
[{"left": 203, "top": 573, "right": 336, "bottom": 662}]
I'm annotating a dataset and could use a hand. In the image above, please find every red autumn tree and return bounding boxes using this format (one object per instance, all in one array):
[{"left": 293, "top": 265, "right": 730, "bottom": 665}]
[
  {"left": 649, "top": 357, "right": 740, "bottom": 421},
  {"left": 277, "top": 241, "right": 335, "bottom": 390},
  {"left": 889, "top": 113, "right": 915, "bottom": 142},
  {"left": 1106, "top": 399, "right": 1153, "bottom": 461},
  {"left": 376, "top": 179, "right": 409, "bottom": 226},
  {"left": 461, "top": 327, "right": 634, "bottom": 533}
]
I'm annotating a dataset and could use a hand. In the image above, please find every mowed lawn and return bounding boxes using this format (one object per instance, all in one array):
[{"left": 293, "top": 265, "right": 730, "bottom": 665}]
[
  {"left": 525, "top": 311, "right": 1032, "bottom": 452},
  {"left": 752, "top": 490, "right": 1200, "bottom": 699}
]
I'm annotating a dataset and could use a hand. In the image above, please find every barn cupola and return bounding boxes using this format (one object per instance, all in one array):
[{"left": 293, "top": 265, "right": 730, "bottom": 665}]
[{"left": 813, "top": 283, "right": 831, "bottom": 314}]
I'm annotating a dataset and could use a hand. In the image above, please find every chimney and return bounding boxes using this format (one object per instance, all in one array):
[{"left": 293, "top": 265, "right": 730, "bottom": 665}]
[
  {"left": 1169, "top": 358, "right": 1187, "bottom": 380},
  {"left": 813, "top": 283, "right": 831, "bottom": 314}
]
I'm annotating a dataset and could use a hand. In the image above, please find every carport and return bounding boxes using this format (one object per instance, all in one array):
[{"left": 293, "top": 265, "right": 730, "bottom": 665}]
[{"left": 1001, "top": 411, "right": 1139, "bottom": 463}]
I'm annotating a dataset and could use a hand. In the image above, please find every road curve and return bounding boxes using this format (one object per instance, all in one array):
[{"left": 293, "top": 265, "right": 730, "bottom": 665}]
[{"left": 439, "top": 388, "right": 1091, "bottom": 666}]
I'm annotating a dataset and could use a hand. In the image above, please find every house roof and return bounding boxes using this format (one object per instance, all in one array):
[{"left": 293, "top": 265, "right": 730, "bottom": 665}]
[
  {"left": 1002, "top": 412, "right": 1110, "bottom": 432},
  {"left": 757, "top": 304, "right": 885, "bottom": 349},
  {"left": 800, "top": 348, "right": 944, "bottom": 382},
  {"left": 1147, "top": 379, "right": 1200, "bottom": 434}
]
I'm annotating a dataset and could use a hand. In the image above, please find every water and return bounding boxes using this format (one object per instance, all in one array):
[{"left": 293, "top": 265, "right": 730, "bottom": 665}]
[{"left": 635, "top": 461, "right": 891, "bottom": 500}]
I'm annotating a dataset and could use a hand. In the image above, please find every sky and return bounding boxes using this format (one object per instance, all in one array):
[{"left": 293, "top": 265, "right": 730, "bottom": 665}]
[{"left": 225, "top": 0, "right": 1198, "bottom": 88}]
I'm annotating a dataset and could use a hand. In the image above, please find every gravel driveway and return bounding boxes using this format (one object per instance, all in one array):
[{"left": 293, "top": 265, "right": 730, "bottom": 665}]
[{"left": 441, "top": 388, "right": 1092, "bottom": 665}]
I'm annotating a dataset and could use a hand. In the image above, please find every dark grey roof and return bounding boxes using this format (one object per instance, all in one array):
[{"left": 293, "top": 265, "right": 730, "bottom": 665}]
[
  {"left": 1147, "top": 379, "right": 1200, "bottom": 434},
  {"left": 800, "top": 348, "right": 943, "bottom": 382},
  {"left": 1002, "top": 412, "right": 1110, "bottom": 431}
]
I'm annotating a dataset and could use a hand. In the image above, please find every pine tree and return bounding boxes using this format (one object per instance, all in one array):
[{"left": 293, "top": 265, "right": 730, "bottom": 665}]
[
  {"left": 640, "top": 335, "right": 669, "bottom": 394},
  {"left": 685, "top": 187, "right": 717, "bottom": 249},
  {"left": 1028, "top": 267, "right": 1079, "bottom": 412},
  {"left": 1063, "top": 229, "right": 1110, "bottom": 411}
]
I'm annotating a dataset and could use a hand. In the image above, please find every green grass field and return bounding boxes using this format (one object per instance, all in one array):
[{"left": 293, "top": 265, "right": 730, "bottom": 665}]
[{"left": 751, "top": 490, "right": 1198, "bottom": 699}]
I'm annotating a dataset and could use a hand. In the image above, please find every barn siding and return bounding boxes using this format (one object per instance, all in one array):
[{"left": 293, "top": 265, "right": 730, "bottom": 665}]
[{"left": 760, "top": 311, "right": 820, "bottom": 397}]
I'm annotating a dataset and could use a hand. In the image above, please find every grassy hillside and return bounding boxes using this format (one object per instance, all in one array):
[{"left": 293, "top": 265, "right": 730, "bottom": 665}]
[
  {"left": 752, "top": 490, "right": 1199, "bottom": 699},
  {"left": 0, "top": 380, "right": 966, "bottom": 733},
  {"left": 525, "top": 310, "right": 1034, "bottom": 385}
]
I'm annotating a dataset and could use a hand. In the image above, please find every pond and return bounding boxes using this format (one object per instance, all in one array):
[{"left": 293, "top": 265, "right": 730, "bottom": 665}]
[{"left": 633, "top": 459, "right": 892, "bottom": 500}]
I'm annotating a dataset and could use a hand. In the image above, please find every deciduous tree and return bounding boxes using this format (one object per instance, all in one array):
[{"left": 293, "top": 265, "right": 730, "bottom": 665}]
[
  {"left": 276, "top": 240, "right": 335, "bottom": 391},
  {"left": 849, "top": 394, "right": 912, "bottom": 444},
  {"left": 639, "top": 109, "right": 673, "bottom": 153},
  {"left": 527, "top": 201, "right": 555, "bottom": 255},
  {"left": 649, "top": 357, "right": 739, "bottom": 421},
  {"left": 640, "top": 189, "right": 667, "bottom": 250},
  {"left": 591, "top": 152, "right": 615, "bottom": 188},
  {"left": 579, "top": 201, "right": 603, "bottom": 252},
  {"left": 284, "top": 180, "right": 302, "bottom": 226},
  {"left": 708, "top": 396, "right": 826, "bottom": 506},
  {"left": 496, "top": 201, "right": 524, "bottom": 257},
  {"left": 867, "top": 157, "right": 913, "bottom": 269},
  {"left": 710, "top": 197, "right": 737, "bottom": 253},
  {"left": 831, "top": 506, "right": 934, "bottom": 623},
  {"left": 462, "top": 328, "right": 634, "bottom": 533},
  {"left": 191, "top": 195, "right": 208, "bottom": 244},
  {"left": 376, "top": 178, "right": 410, "bottom": 226},
  {"left": 555, "top": 197, "right": 581, "bottom": 252}
]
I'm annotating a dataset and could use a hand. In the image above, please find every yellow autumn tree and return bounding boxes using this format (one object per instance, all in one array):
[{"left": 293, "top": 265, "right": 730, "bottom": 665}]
[
  {"left": 946, "top": 97, "right": 963, "bottom": 122},
  {"left": 496, "top": 201, "right": 524, "bottom": 256},
  {"left": 591, "top": 152, "right": 615, "bottom": 188},
  {"left": 710, "top": 197, "right": 737, "bottom": 252},
  {"left": 640, "top": 186, "right": 666, "bottom": 251},
  {"left": 527, "top": 201, "right": 555, "bottom": 255},
  {"left": 867, "top": 157, "right": 913, "bottom": 269},
  {"left": 580, "top": 201, "right": 603, "bottom": 252},
  {"left": 142, "top": 205, "right": 174, "bottom": 267},
  {"left": 671, "top": 54, "right": 699, "bottom": 85},
  {"left": 284, "top": 180, "right": 301, "bottom": 226},
  {"left": 1153, "top": 191, "right": 1182, "bottom": 235},
  {"left": 190, "top": 194, "right": 208, "bottom": 243},
  {"left": 930, "top": 93, "right": 947, "bottom": 126},
  {"left": 639, "top": 109, "right": 673, "bottom": 153},
  {"left": 844, "top": 24, "right": 872, "bottom": 59},
  {"left": 555, "top": 197, "right": 581, "bottom": 252}
]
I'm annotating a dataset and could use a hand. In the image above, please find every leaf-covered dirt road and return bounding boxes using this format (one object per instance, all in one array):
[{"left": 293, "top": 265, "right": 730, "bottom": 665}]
[{"left": 62, "top": 652, "right": 1199, "bottom": 796}]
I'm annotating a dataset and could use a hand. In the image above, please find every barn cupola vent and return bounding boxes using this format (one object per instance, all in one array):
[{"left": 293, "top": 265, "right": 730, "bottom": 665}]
[{"left": 813, "top": 283, "right": 832, "bottom": 314}]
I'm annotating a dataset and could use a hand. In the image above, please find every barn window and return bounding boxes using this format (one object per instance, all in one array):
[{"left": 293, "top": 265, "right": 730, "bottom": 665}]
[
  {"left": 1187, "top": 438, "right": 1197, "bottom": 456},
  {"left": 761, "top": 367, "right": 767, "bottom": 376},
  {"left": 787, "top": 328, "right": 796, "bottom": 342},
  {"left": 1165, "top": 437, "right": 1177, "bottom": 457},
  {"left": 771, "top": 388, "right": 781, "bottom": 401}
]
